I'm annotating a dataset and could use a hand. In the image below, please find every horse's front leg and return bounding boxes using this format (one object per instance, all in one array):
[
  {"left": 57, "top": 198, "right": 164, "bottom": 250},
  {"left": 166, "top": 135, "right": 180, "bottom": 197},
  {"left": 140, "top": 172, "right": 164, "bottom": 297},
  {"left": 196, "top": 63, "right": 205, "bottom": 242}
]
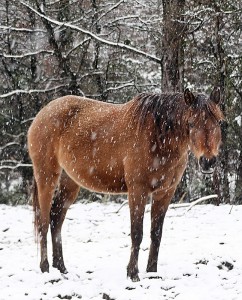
[
  {"left": 146, "top": 188, "right": 175, "bottom": 273},
  {"left": 127, "top": 188, "right": 148, "bottom": 282}
]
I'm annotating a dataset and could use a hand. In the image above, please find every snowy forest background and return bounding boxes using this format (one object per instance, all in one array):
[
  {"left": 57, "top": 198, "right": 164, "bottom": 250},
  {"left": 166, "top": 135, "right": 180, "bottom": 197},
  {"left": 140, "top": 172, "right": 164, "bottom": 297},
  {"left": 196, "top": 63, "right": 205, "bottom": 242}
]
[{"left": 0, "top": 0, "right": 241, "bottom": 205}]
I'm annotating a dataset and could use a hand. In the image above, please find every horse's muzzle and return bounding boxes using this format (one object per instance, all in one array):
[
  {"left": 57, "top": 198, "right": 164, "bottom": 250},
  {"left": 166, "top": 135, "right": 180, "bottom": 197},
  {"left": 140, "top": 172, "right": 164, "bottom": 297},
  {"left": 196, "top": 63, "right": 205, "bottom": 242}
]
[{"left": 199, "top": 156, "right": 217, "bottom": 174}]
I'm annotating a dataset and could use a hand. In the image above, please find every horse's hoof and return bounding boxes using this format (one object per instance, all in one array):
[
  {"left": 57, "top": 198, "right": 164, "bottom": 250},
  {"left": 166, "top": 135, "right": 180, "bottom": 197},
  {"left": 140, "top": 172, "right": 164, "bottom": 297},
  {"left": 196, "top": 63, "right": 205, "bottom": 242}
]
[
  {"left": 40, "top": 260, "right": 49, "bottom": 273},
  {"left": 127, "top": 270, "right": 140, "bottom": 282},
  {"left": 59, "top": 267, "right": 68, "bottom": 274},
  {"left": 131, "top": 274, "right": 140, "bottom": 282},
  {"left": 53, "top": 262, "right": 68, "bottom": 274}
]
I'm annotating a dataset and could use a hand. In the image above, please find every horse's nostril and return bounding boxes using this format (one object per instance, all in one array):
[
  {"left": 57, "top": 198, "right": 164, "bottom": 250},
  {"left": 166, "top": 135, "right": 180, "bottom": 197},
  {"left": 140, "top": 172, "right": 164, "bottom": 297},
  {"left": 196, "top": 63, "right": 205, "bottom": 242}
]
[{"left": 210, "top": 156, "right": 217, "bottom": 168}]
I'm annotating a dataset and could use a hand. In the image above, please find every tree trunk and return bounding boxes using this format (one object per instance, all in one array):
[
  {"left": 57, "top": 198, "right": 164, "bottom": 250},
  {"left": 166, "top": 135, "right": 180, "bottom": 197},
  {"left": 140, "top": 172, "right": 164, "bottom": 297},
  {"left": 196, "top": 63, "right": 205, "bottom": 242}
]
[
  {"left": 212, "top": 4, "right": 230, "bottom": 204},
  {"left": 234, "top": 149, "right": 242, "bottom": 204},
  {"left": 161, "top": 0, "right": 187, "bottom": 202},
  {"left": 91, "top": 0, "right": 105, "bottom": 100},
  {"left": 161, "top": 0, "right": 185, "bottom": 93}
]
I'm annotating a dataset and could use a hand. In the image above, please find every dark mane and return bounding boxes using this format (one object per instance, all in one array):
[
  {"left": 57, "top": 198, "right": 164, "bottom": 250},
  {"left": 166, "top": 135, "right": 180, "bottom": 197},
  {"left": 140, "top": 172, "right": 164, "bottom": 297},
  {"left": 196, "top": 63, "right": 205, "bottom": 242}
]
[
  {"left": 131, "top": 92, "right": 185, "bottom": 135},
  {"left": 131, "top": 92, "right": 224, "bottom": 136}
]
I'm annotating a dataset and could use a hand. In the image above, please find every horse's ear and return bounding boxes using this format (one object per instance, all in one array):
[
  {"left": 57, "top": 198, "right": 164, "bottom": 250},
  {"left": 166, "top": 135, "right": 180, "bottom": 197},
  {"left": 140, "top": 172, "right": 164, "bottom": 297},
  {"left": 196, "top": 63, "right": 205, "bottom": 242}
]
[
  {"left": 184, "top": 88, "right": 196, "bottom": 106},
  {"left": 209, "top": 87, "right": 221, "bottom": 104}
]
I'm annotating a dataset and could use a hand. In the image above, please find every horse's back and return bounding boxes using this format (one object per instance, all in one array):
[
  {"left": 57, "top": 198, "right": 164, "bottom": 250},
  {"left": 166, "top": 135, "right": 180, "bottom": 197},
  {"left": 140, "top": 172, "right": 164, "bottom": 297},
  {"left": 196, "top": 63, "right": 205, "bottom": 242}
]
[{"left": 28, "top": 95, "right": 125, "bottom": 146}]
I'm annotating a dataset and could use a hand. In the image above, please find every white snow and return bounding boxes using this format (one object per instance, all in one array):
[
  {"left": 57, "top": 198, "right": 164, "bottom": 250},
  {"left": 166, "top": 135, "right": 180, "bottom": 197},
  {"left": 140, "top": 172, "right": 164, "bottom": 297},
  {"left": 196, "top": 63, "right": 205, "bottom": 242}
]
[
  {"left": 235, "top": 116, "right": 241, "bottom": 126},
  {"left": 1, "top": 202, "right": 242, "bottom": 300}
]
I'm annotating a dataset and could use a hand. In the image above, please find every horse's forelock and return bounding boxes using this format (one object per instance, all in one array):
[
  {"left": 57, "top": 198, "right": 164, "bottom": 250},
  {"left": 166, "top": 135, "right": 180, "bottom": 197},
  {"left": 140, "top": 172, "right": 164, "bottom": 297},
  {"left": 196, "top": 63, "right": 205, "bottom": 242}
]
[{"left": 193, "top": 94, "right": 225, "bottom": 123}]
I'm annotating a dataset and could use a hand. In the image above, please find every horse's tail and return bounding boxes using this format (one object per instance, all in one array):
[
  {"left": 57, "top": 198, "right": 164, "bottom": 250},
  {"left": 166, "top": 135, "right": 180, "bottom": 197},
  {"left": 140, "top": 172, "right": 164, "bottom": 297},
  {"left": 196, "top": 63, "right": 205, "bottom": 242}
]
[{"left": 32, "top": 178, "right": 41, "bottom": 243}]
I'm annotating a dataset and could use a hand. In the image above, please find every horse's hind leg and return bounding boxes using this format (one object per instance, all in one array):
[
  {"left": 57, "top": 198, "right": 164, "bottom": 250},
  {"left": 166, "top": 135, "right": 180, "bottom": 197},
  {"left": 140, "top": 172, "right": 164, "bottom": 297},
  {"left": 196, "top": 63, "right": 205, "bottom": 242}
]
[
  {"left": 50, "top": 171, "right": 80, "bottom": 273},
  {"left": 35, "top": 165, "right": 61, "bottom": 273}
]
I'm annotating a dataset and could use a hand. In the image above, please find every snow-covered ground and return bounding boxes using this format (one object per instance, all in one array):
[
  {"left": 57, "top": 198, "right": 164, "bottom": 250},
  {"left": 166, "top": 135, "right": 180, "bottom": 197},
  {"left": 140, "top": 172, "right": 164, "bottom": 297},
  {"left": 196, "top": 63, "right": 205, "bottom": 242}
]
[{"left": 1, "top": 202, "right": 242, "bottom": 300}]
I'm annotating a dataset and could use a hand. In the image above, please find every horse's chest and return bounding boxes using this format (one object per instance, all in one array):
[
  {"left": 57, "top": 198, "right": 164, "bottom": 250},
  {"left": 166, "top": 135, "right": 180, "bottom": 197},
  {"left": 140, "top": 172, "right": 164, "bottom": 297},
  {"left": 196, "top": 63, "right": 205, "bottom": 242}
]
[{"left": 148, "top": 154, "right": 187, "bottom": 192}]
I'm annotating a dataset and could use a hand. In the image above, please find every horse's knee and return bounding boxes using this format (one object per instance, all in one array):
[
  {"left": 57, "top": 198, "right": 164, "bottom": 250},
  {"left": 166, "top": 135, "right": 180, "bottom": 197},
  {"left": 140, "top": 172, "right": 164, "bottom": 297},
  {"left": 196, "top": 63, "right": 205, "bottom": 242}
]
[{"left": 131, "top": 229, "right": 143, "bottom": 246}]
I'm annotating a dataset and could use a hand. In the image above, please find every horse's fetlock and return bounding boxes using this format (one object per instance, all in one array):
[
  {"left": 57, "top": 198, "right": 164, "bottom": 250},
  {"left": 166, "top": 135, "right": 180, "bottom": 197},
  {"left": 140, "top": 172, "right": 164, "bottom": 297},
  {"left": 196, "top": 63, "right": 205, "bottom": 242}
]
[
  {"left": 146, "top": 261, "right": 157, "bottom": 273},
  {"left": 53, "top": 259, "right": 67, "bottom": 274},
  {"left": 150, "top": 234, "right": 162, "bottom": 246},
  {"left": 127, "top": 264, "right": 140, "bottom": 282},
  {"left": 40, "top": 259, "right": 49, "bottom": 273}
]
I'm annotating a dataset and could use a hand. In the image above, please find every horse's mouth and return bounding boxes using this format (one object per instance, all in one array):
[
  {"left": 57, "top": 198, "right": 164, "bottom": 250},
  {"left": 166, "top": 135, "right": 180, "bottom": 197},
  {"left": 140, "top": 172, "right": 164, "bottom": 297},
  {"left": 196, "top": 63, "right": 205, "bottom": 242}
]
[
  {"left": 199, "top": 156, "right": 216, "bottom": 175},
  {"left": 201, "top": 168, "right": 214, "bottom": 175}
]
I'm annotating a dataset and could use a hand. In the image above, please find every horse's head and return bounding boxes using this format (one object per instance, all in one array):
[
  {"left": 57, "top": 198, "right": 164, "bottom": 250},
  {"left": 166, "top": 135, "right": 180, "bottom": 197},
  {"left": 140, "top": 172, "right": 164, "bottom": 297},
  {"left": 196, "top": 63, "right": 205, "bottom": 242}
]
[{"left": 184, "top": 87, "right": 224, "bottom": 174}]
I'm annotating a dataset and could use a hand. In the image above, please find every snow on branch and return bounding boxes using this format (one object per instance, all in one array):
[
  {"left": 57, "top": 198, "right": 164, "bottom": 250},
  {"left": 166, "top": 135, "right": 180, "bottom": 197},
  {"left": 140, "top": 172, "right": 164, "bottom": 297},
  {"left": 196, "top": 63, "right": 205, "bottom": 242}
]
[
  {"left": 65, "top": 37, "right": 91, "bottom": 58},
  {"left": 95, "top": 0, "right": 125, "bottom": 23},
  {"left": 20, "top": 1, "right": 161, "bottom": 64},
  {"left": 2, "top": 50, "right": 54, "bottom": 59},
  {"left": 21, "top": 117, "right": 34, "bottom": 125},
  {"left": 0, "top": 25, "right": 46, "bottom": 33},
  {"left": 105, "top": 81, "right": 135, "bottom": 92},
  {"left": 0, "top": 163, "right": 32, "bottom": 170},
  {"left": 186, "top": 195, "right": 218, "bottom": 211},
  {"left": 169, "top": 194, "right": 218, "bottom": 211},
  {"left": 0, "top": 142, "right": 20, "bottom": 153},
  {"left": 0, "top": 84, "right": 66, "bottom": 99},
  {"left": 0, "top": 160, "right": 32, "bottom": 170}
]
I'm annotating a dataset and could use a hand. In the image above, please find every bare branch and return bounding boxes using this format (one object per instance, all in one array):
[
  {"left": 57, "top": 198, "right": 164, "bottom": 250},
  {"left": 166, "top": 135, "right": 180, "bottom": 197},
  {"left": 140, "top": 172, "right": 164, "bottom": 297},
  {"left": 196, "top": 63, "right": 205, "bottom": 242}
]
[
  {"left": 20, "top": 1, "right": 161, "bottom": 64},
  {"left": 21, "top": 118, "right": 34, "bottom": 125},
  {"left": 0, "top": 142, "right": 20, "bottom": 153},
  {"left": 65, "top": 38, "right": 91, "bottom": 58},
  {"left": 0, "top": 25, "right": 45, "bottom": 33},
  {"left": 0, "top": 84, "right": 67, "bottom": 99},
  {"left": 105, "top": 81, "right": 135, "bottom": 92},
  {"left": 186, "top": 195, "right": 218, "bottom": 212},
  {"left": 95, "top": 0, "right": 126, "bottom": 23},
  {"left": 0, "top": 163, "right": 32, "bottom": 170},
  {"left": 2, "top": 50, "right": 54, "bottom": 59}
]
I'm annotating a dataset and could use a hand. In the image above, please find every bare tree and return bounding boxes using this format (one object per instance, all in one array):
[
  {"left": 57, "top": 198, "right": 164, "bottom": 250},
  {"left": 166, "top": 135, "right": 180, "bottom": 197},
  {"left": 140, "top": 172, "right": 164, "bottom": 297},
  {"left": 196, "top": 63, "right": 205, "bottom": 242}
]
[{"left": 161, "top": 0, "right": 185, "bottom": 92}]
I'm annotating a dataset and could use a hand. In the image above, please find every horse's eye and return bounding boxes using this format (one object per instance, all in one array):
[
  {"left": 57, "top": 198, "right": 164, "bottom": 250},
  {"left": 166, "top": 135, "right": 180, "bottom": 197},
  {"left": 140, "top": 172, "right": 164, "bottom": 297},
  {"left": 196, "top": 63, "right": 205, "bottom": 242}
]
[
  {"left": 219, "top": 120, "right": 227, "bottom": 128},
  {"left": 189, "top": 123, "right": 194, "bottom": 128}
]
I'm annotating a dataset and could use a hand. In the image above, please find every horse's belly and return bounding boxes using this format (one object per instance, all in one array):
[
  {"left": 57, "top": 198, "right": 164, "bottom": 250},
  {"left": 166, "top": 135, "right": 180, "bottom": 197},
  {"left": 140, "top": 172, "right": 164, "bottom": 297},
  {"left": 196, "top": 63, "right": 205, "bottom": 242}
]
[
  {"left": 73, "top": 172, "right": 127, "bottom": 194},
  {"left": 61, "top": 159, "right": 127, "bottom": 194}
]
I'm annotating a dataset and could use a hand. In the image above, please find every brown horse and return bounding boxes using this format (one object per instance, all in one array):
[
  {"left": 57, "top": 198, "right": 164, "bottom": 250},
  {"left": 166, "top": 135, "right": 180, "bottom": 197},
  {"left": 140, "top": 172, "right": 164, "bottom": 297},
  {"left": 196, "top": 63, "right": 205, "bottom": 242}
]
[{"left": 28, "top": 87, "right": 224, "bottom": 281}]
